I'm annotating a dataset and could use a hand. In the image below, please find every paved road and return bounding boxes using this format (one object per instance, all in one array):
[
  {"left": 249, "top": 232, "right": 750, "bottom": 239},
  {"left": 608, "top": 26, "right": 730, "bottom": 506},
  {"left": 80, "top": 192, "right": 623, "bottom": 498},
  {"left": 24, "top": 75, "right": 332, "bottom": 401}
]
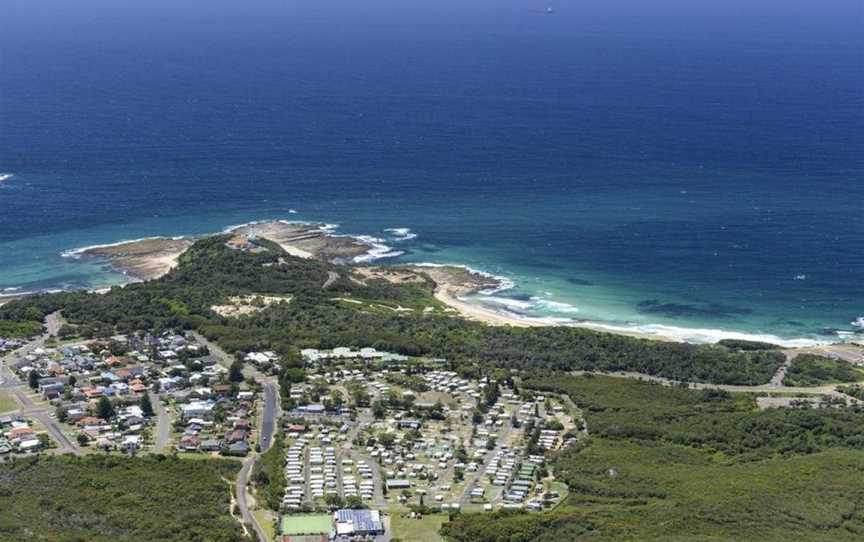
[
  {"left": 346, "top": 447, "right": 386, "bottom": 508},
  {"left": 191, "top": 331, "right": 280, "bottom": 541},
  {"left": 151, "top": 391, "right": 171, "bottom": 453},
  {"left": 1, "top": 313, "right": 61, "bottom": 388},
  {"left": 259, "top": 382, "right": 278, "bottom": 453},
  {"left": 459, "top": 421, "right": 513, "bottom": 507},
  {"left": 1, "top": 313, "right": 81, "bottom": 455},
  {"left": 236, "top": 456, "right": 268, "bottom": 542},
  {"left": 189, "top": 331, "right": 281, "bottom": 451}
]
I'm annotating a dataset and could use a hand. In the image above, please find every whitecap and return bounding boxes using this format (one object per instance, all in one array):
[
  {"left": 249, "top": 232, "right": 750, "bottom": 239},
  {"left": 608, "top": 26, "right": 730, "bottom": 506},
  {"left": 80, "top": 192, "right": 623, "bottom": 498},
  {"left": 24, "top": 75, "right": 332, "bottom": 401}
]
[
  {"left": 0, "top": 173, "right": 13, "bottom": 182},
  {"left": 532, "top": 298, "right": 580, "bottom": 314},
  {"left": 350, "top": 235, "right": 405, "bottom": 263},
  {"left": 851, "top": 317, "right": 864, "bottom": 329},
  {"left": 474, "top": 296, "right": 535, "bottom": 311},
  {"left": 384, "top": 227, "right": 418, "bottom": 241}
]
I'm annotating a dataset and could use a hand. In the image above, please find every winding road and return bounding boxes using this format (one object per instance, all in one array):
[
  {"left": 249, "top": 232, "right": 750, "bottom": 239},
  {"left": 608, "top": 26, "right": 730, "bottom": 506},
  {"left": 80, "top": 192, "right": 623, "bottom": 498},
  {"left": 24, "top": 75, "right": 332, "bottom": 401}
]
[
  {"left": 190, "top": 331, "right": 281, "bottom": 541},
  {"left": 236, "top": 456, "right": 269, "bottom": 542}
]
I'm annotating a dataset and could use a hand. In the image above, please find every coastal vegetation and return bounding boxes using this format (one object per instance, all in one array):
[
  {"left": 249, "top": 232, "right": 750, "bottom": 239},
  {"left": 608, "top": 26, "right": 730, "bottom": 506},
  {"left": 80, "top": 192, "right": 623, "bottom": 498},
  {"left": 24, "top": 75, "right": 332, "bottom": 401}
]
[
  {"left": 442, "top": 375, "right": 864, "bottom": 541},
  {"left": 837, "top": 384, "right": 864, "bottom": 401},
  {"left": 0, "top": 236, "right": 785, "bottom": 386},
  {"left": 716, "top": 339, "right": 781, "bottom": 351},
  {"left": 783, "top": 354, "right": 864, "bottom": 386},
  {"left": 0, "top": 318, "right": 43, "bottom": 338},
  {"left": 0, "top": 454, "right": 248, "bottom": 542},
  {"left": 525, "top": 374, "right": 864, "bottom": 458}
]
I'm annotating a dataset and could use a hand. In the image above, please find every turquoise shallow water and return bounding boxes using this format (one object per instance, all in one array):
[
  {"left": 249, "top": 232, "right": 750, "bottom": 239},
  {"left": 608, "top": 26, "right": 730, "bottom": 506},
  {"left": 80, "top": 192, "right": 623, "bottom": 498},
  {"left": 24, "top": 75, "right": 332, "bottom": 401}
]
[{"left": 1, "top": 0, "right": 862, "bottom": 345}]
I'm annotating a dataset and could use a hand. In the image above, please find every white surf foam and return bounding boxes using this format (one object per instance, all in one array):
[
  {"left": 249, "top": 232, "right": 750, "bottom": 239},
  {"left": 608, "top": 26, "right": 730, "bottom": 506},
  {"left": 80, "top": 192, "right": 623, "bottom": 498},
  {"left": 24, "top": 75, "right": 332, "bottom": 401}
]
[
  {"left": 222, "top": 219, "right": 278, "bottom": 233},
  {"left": 570, "top": 321, "right": 827, "bottom": 347},
  {"left": 532, "top": 298, "right": 581, "bottom": 314},
  {"left": 476, "top": 296, "right": 535, "bottom": 311},
  {"left": 384, "top": 227, "right": 418, "bottom": 241},
  {"left": 0, "top": 173, "right": 13, "bottom": 182},
  {"left": 412, "top": 262, "right": 515, "bottom": 294},
  {"left": 350, "top": 235, "right": 405, "bottom": 263},
  {"left": 851, "top": 317, "right": 864, "bottom": 329}
]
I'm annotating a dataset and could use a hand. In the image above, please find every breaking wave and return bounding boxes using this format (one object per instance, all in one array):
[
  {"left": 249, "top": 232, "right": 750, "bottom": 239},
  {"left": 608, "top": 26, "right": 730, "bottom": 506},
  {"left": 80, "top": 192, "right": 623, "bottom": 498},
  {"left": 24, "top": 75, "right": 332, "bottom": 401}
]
[{"left": 384, "top": 227, "right": 418, "bottom": 241}]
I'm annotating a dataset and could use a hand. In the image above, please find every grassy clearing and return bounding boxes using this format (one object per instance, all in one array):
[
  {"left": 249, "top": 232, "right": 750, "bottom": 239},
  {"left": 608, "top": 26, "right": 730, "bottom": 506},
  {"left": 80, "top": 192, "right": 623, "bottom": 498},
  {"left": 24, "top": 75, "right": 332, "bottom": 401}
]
[
  {"left": 391, "top": 513, "right": 448, "bottom": 542},
  {"left": 0, "top": 390, "right": 19, "bottom": 413},
  {"left": 252, "top": 509, "right": 276, "bottom": 542}
]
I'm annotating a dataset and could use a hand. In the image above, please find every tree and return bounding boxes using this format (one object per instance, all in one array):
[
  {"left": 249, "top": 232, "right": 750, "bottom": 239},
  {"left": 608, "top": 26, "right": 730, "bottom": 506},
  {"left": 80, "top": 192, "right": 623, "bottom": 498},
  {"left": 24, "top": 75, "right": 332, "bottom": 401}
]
[
  {"left": 229, "top": 360, "right": 244, "bottom": 383},
  {"left": 455, "top": 446, "right": 468, "bottom": 463},
  {"left": 379, "top": 432, "right": 396, "bottom": 448},
  {"left": 56, "top": 406, "right": 68, "bottom": 423},
  {"left": 372, "top": 400, "right": 386, "bottom": 419},
  {"left": 140, "top": 393, "right": 155, "bottom": 417},
  {"left": 97, "top": 396, "right": 115, "bottom": 420},
  {"left": 28, "top": 370, "right": 39, "bottom": 390},
  {"left": 77, "top": 433, "right": 89, "bottom": 446},
  {"left": 324, "top": 494, "right": 345, "bottom": 509},
  {"left": 484, "top": 380, "right": 500, "bottom": 407},
  {"left": 345, "top": 495, "right": 365, "bottom": 509}
]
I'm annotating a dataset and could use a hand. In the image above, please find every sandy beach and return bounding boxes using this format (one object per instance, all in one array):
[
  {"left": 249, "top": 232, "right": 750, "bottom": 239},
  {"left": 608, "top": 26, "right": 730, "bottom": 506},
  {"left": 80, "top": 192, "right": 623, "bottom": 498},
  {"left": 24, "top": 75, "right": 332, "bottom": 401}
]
[
  {"left": 406, "top": 265, "right": 717, "bottom": 341},
  {"left": 404, "top": 265, "right": 545, "bottom": 328}
]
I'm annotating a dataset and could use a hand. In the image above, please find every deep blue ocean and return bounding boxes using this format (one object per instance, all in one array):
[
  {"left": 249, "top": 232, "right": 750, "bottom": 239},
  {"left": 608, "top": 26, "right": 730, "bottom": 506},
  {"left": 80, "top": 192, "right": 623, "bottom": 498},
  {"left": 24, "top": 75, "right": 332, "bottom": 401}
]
[{"left": 1, "top": 0, "right": 862, "bottom": 344}]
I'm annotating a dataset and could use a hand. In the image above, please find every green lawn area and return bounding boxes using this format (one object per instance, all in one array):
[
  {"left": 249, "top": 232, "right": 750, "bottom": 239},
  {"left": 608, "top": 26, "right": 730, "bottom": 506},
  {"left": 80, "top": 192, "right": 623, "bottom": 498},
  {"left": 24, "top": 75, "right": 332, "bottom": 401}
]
[
  {"left": 0, "top": 390, "right": 19, "bottom": 413},
  {"left": 253, "top": 509, "right": 276, "bottom": 541},
  {"left": 280, "top": 514, "right": 332, "bottom": 536},
  {"left": 391, "top": 513, "right": 447, "bottom": 542},
  {"left": 176, "top": 452, "right": 231, "bottom": 461}
]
